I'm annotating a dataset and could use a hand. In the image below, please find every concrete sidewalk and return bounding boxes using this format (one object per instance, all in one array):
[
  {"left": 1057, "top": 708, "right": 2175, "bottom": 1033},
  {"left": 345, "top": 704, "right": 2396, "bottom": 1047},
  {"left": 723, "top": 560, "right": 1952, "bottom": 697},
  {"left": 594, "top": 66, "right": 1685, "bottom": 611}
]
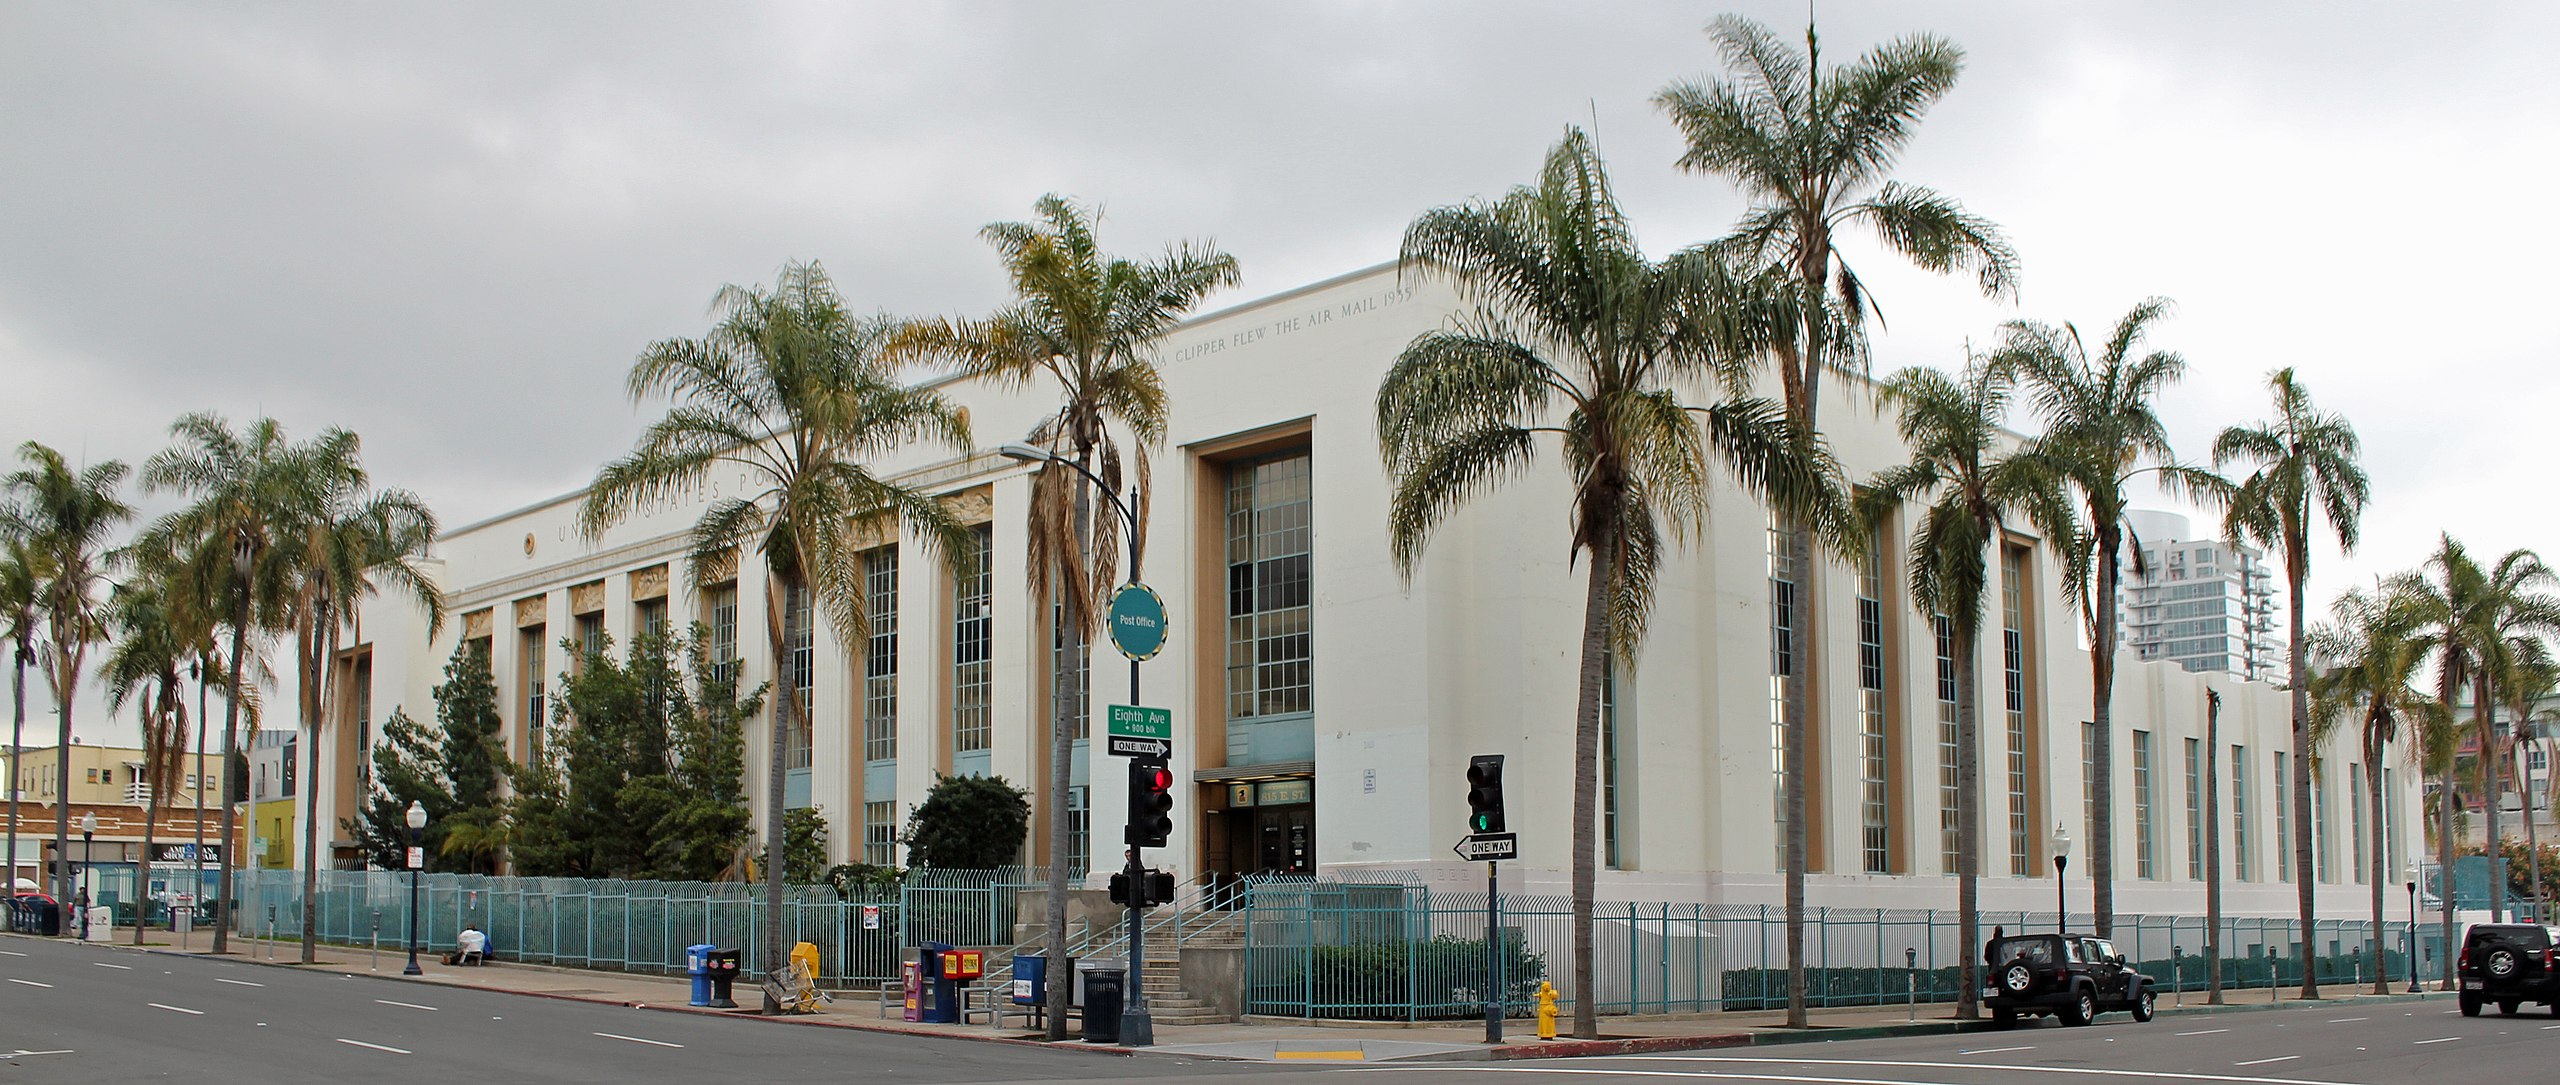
[{"left": 84, "top": 926, "right": 2449, "bottom": 1063}]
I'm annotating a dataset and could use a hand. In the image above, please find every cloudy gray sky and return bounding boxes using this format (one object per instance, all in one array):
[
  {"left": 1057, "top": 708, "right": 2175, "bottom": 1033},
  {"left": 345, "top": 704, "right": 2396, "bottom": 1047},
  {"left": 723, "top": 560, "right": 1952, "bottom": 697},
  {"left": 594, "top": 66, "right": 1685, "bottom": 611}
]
[{"left": 7, "top": 2, "right": 2555, "bottom": 744}]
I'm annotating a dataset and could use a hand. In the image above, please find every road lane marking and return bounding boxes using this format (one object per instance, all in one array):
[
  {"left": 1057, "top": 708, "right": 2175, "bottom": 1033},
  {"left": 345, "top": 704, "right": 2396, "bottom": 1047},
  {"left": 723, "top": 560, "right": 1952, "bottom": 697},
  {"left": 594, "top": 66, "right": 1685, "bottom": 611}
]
[
  {"left": 2414, "top": 1037, "right": 2460, "bottom": 1044},
  {"left": 1552, "top": 1055, "right": 2386, "bottom": 1085},
  {"left": 2233, "top": 1057, "right": 2298, "bottom": 1067},
  {"left": 2326, "top": 1016, "right": 2367, "bottom": 1022},
  {"left": 7, "top": 978, "right": 54, "bottom": 988},
  {"left": 92, "top": 962, "right": 132, "bottom": 970},
  {"left": 0, "top": 949, "right": 27, "bottom": 956},
  {"left": 2176, "top": 1028, "right": 2230, "bottom": 1036},
  {"left": 6, "top": 1050, "right": 72, "bottom": 1057},
  {"left": 593, "top": 1032, "right": 682, "bottom": 1049},
  {"left": 148, "top": 1003, "right": 204, "bottom": 1015},
  {"left": 214, "top": 978, "right": 263, "bottom": 987},
  {"left": 335, "top": 1038, "right": 410, "bottom": 1055},
  {"left": 374, "top": 998, "right": 438, "bottom": 1011},
  {"left": 1957, "top": 1046, "right": 2036, "bottom": 1055}
]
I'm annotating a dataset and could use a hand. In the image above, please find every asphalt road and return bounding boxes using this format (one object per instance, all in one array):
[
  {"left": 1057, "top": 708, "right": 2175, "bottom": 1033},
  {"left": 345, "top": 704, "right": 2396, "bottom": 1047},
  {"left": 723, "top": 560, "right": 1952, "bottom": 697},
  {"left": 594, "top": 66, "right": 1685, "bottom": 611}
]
[{"left": 0, "top": 935, "right": 1261, "bottom": 1083}]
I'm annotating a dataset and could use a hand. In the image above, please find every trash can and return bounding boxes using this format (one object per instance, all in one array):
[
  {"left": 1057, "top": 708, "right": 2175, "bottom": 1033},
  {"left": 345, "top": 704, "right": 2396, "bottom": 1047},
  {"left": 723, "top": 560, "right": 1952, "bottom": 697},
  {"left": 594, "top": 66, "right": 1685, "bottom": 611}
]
[
  {"left": 686, "top": 943, "right": 717, "bottom": 1007},
  {"left": 1079, "top": 965, "right": 1124, "bottom": 1044},
  {"left": 919, "top": 941, "right": 957, "bottom": 1023},
  {"left": 172, "top": 904, "right": 192, "bottom": 935},
  {"left": 704, "top": 948, "right": 742, "bottom": 1009}
]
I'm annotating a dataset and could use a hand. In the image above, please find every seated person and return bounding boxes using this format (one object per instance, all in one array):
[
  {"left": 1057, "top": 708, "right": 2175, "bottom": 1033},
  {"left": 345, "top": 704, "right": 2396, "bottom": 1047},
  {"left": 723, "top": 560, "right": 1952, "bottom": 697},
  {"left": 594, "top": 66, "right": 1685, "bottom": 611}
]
[{"left": 442, "top": 924, "right": 488, "bottom": 966}]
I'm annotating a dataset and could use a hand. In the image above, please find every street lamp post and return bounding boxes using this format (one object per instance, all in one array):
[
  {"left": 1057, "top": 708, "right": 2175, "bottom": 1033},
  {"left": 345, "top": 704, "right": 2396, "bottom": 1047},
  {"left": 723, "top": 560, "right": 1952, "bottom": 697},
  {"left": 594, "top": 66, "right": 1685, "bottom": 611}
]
[
  {"left": 2404, "top": 865, "right": 2422, "bottom": 994},
  {"left": 77, "top": 812, "right": 96, "bottom": 940},
  {"left": 402, "top": 801, "right": 426, "bottom": 976},
  {"left": 997, "top": 443, "right": 1154, "bottom": 1047},
  {"left": 2052, "top": 821, "right": 2073, "bottom": 933}
]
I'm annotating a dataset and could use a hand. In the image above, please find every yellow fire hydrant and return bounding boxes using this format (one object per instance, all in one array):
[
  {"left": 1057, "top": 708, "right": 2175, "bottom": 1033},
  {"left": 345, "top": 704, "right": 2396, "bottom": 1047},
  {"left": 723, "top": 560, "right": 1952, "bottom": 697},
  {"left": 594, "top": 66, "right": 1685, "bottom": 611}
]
[{"left": 1536, "top": 981, "right": 1559, "bottom": 1040}]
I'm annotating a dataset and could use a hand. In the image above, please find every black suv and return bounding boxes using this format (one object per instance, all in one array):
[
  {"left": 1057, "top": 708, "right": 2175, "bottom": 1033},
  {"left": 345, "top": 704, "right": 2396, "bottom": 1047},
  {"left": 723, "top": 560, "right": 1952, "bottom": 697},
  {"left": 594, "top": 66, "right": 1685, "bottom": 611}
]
[
  {"left": 1981, "top": 933, "right": 2156, "bottom": 1028},
  {"left": 2457, "top": 923, "right": 2560, "bottom": 1017}
]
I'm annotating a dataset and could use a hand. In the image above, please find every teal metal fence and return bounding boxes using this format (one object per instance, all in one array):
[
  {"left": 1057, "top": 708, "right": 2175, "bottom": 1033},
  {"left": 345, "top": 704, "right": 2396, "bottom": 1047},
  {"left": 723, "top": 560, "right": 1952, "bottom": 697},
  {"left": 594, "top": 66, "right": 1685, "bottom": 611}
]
[
  {"left": 230, "top": 867, "right": 1045, "bottom": 984},
  {"left": 1241, "top": 882, "right": 2443, "bottom": 1019}
]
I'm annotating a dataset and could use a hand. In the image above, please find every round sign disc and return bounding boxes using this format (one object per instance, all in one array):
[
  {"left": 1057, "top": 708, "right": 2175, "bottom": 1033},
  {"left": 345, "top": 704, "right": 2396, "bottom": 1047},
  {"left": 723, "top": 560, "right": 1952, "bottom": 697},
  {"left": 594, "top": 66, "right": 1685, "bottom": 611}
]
[{"left": 1108, "top": 582, "right": 1169, "bottom": 660}]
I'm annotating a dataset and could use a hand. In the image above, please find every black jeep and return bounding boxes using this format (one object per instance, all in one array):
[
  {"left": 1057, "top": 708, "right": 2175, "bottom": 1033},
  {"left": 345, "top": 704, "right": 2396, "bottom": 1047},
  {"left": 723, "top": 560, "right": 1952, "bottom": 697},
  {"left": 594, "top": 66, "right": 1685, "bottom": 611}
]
[
  {"left": 2457, "top": 923, "right": 2560, "bottom": 1017},
  {"left": 1981, "top": 932, "right": 2156, "bottom": 1028}
]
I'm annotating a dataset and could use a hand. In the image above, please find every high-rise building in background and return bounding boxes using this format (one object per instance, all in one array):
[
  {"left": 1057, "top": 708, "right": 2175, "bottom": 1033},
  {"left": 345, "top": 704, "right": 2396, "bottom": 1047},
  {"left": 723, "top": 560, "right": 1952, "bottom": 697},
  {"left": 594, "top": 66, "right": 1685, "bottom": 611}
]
[{"left": 2117, "top": 509, "right": 2281, "bottom": 683}]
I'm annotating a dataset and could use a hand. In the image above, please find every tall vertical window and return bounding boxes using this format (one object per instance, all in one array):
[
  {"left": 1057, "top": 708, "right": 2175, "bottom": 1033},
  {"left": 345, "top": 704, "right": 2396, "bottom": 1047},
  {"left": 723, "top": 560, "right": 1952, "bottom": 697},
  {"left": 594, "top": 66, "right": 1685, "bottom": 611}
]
[
  {"left": 1935, "top": 614, "right": 1960, "bottom": 873},
  {"left": 2082, "top": 721, "right": 2098, "bottom": 849},
  {"left": 1226, "top": 452, "right": 1312, "bottom": 720},
  {"left": 636, "top": 598, "right": 668, "bottom": 640},
  {"left": 2385, "top": 767, "right": 2402, "bottom": 882},
  {"left": 704, "top": 584, "right": 738, "bottom": 685},
  {"left": 2313, "top": 764, "right": 2331, "bottom": 882},
  {"left": 1857, "top": 536, "right": 1889, "bottom": 874},
  {"left": 576, "top": 612, "right": 605, "bottom": 660},
  {"left": 2232, "top": 746, "right": 2252, "bottom": 881},
  {"left": 953, "top": 524, "right": 993, "bottom": 754},
  {"left": 1066, "top": 785, "right": 1090, "bottom": 874},
  {"left": 783, "top": 583, "right": 813, "bottom": 771},
  {"left": 863, "top": 800, "right": 897, "bottom": 866},
  {"left": 353, "top": 656, "right": 374, "bottom": 796},
  {"left": 2185, "top": 737, "right": 2204, "bottom": 880},
  {"left": 2001, "top": 545, "right": 2031, "bottom": 876},
  {"left": 2134, "top": 730, "right": 2156, "bottom": 879},
  {"left": 1770, "top": 521, "right": 1796, "bottom": 869},
  {"left": 1602, "top": 646, "right": 1621, "bottom": 870},
  {"left": 520, "top": 626, "right": 547, "bottom": 752},
  {"left": 2274, "top": 751, "right": 2291, "bottom": 883},
  {"left": 2350, "top": 763, "right": 2366, "bottom": 883},
  {"left": 863, "top": 547, "right": 898, "bottom": 763}
]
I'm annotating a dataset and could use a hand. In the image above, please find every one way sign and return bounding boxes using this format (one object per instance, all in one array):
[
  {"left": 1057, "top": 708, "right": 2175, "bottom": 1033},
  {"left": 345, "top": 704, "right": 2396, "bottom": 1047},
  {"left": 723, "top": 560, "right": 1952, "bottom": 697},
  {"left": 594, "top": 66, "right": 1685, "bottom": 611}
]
[{"left": 1451, "top": 833, "right": 1518, "bottom": 861}]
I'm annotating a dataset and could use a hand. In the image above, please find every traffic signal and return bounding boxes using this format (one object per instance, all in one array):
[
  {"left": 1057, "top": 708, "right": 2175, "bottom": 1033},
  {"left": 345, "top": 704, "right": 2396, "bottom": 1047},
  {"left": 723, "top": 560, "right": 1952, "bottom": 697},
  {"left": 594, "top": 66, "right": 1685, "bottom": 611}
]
[
  {"left": 1465, "top": 754, "right": 1506, "bottom": 834},
  {"left": 1128, "top": 757, "right": 1174, "bottom": 848},
  {"left": 1108, "top": 868, "right": 1181, "bottom": 908}
]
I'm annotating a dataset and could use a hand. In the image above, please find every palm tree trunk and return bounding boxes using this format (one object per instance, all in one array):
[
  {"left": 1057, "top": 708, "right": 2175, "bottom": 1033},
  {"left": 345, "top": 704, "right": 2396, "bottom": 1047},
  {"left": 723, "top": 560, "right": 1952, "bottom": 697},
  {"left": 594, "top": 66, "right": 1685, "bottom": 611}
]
[
  {"left": 192, "top": 665, "right": 206, "bottom": 929},
  {"left": 2527, "top": 737, "right": 2547, "bottom": 920},
  {"left": 1043, "top": 461, "right": 1092, "bottom": 1042},
  {"left": 137, "top": 689, "right": 160, "bottom": 948},
  {"left": 7, "top": 642, "right": 24, "bottom": 895},
  {"left": 1782, "top": 516, "right": 1816, "bottom": 1029},
  {"left": 760, "top": 569, "right": 792, "bottom": 999},
  {"left": 2204, "top": 689, "right": 2223, "bottom": 1003},
  {"left": 214, "top": 602, "right": 248, "bottom": 955},
  {"left": 299, "top": 613, "right": 336, "bottom": 963},
  {"left": 51, "top": 646, "right": 80, "bottom": 916},
  {"left": 1954, "top": 627, "right": 1983, "bottom": 1020},
  {"left": 1570, "top": 517, "right": 1609, "bottom": 1040},
  {"left": 2288, "top": 563, "right": 2318, "bottom": 999},
  {"left": 2090, "top": 530, "right": 2119, "bottom": 938},
  {"left": 2438, "top": 752, "right": 2457, "bottom": 988},
  {"left": 2366, "top": 725, "right": 2387, "bottom": 994},
  {"left": 2477, "top": 674, "right": 2502, "bottom": 923}
]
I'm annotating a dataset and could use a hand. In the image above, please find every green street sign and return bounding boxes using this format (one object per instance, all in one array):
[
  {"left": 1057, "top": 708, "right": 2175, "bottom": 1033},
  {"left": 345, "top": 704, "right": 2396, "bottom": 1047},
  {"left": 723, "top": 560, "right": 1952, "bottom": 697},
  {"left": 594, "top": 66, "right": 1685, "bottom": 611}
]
[
  {"left": 1107, "top": 704, "right": 1172, "bottom": 741},
  {"left": 1108, "top": 582, "right": 1169, "bottom": 660}
]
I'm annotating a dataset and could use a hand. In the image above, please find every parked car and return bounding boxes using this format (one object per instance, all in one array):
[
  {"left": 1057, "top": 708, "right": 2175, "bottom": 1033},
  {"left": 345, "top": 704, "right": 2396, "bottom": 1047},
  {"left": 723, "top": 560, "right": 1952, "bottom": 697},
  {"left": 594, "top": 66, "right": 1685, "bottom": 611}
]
[
  {"left": 1981, "top": 932, "right": 2156, "bottom": 1028},
  {"left": 2456, "top": 923, "right": 2560, "bottom": 1017}
]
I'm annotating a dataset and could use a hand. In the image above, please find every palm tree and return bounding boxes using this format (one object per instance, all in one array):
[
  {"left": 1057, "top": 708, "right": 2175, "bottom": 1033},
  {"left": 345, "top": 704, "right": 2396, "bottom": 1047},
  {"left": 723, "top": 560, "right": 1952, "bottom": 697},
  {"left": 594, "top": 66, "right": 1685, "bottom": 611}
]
[
  {"left": 142, "top": 413, "right": 315, "bottom": 953},
  {"left": 1379, "top": 128, "right": 1835, "bottom": 1038},
  {"left": 2004, "top": 299, "right": 2200, "bottom": 938},
  {"left": 895, "top": 194, "right": 1237, "bottom": 1038},
  {"left": 2307, "top": 579, "right": 2429, "bottom": 993},
  {"left": 2214, "top": 367, "right": 2368, "bottom": 999},
  {"left": 2503, "top": 655, "right": 2558, "bottom": 919},
  {"left": 285, "top": 442, "right": 444, "bottom": 963},
  {"left": 1857, "top": 354, "right": 2070, "bottom": 1022},
  {"left": 2, "top": 536, "right": 46, "bottom": 894},
  {"left": 2458, "top": 550, "right": 2560, "bottom": 923},
  {"left": 2407, "top": 536, "right": 2485, "bottom": 986},
  {"left": 4, "top": 442, "right": 133, "bottom": 907},
  {"left": 583, "top": 261, "right": 973, "bottom": 992},
  {"left": 1656, "top": 16, "right": 2017, "bottom": 1022},
  {"left": 104, "top": 557, "right": 198, "bottom": 945}
]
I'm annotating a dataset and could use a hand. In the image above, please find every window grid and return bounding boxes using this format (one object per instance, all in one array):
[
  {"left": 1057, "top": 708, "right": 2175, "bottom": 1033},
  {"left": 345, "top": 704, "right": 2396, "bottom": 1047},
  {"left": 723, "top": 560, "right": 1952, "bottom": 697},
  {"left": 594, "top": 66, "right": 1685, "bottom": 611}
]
[
  {"left": 2314, "top": 764, "right": 2332, "bottom": 883},
  {"left": 954, "top": 524, "right": 993, "bottom": 753},
  {"left": 637, "top": 598, "right": 668, "bottom": 640},
  {"left": 2185, "top": 737, "right": 2204, "bottom": 880},
  {"left": 2350, "top": 764, "right": 2366, "bottom": 883},
  {"left": 2002, "top": 547, "right": 2030, "bottom": 876},
  {"left": 784, "top": 583, "right": 814, "bottom": 770},
  {"left": 1857, "top": 538, "right": 1888, "bottom": 874},
  {"left": 1226, "top": 453, "right": 1312, "bottom": 720},
  {"left": 1052, "top": 600, "right": 1089, "bottom": 741},
  {"left": 2233, "top": 746, "right": 2252, "bottom": 882},
  {"left": 864, "top": 548, "right": 898, "bottom": 763},
  {"left": 863, "top": 800, "right": 897, "bottom": 866},
  {"left": 1066, "top": 785, "right": 1090, "bottom": 875},
  {"left": 705, "top": 585, "right": 738, "bottom": 685},
  {"left": 2384, "top": 767, "right": 2401, "bottom": 882},
  {"left": 2082, "top": 721, "right": 2098, "bottom": 852},
  {"left": 2275, "top": 751, "right": 2291, "bottom": 883},
  {"left": 1770, "top": 522, "right": 1796, "bottom": 870},
  {"left": 577, "top": 613, "right": 605, "bottom": 661},
  {"left": 354, "top": 657, "right": 373, "bottom": 798},
  {"left": 521, "top": 628, "right": 547, "bottom": 755},
  {"left": 1602, "top": 647, "right": 1621, "bottom": 870},
  {"left": 2134, "top": 730, "right": 2156, "bottom": 880},
  {"left": 1935, "top": 614, "right": 1960, "bottom": 873}
]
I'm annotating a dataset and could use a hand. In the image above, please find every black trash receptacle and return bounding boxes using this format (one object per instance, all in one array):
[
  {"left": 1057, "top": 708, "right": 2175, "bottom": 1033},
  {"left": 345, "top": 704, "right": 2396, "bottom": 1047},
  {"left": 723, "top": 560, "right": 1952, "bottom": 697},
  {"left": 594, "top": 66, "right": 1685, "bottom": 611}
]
[
  {"left": 1080, "top": 967, "right": 1124, "bottom": 1044},
  {"left": 704, "top": 948, "right": 742, "bottom": 1009},
  {"left": 28, "top": 897, "right": 61, "bottom": 937}
]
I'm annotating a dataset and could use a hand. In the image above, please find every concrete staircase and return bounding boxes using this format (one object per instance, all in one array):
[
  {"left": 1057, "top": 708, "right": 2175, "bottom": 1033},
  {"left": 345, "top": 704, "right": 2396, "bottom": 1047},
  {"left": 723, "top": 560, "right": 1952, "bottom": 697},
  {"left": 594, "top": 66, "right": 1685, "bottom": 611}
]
[{"left": 986, "top": 907, "right": 1246, "bottom": 1026}]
